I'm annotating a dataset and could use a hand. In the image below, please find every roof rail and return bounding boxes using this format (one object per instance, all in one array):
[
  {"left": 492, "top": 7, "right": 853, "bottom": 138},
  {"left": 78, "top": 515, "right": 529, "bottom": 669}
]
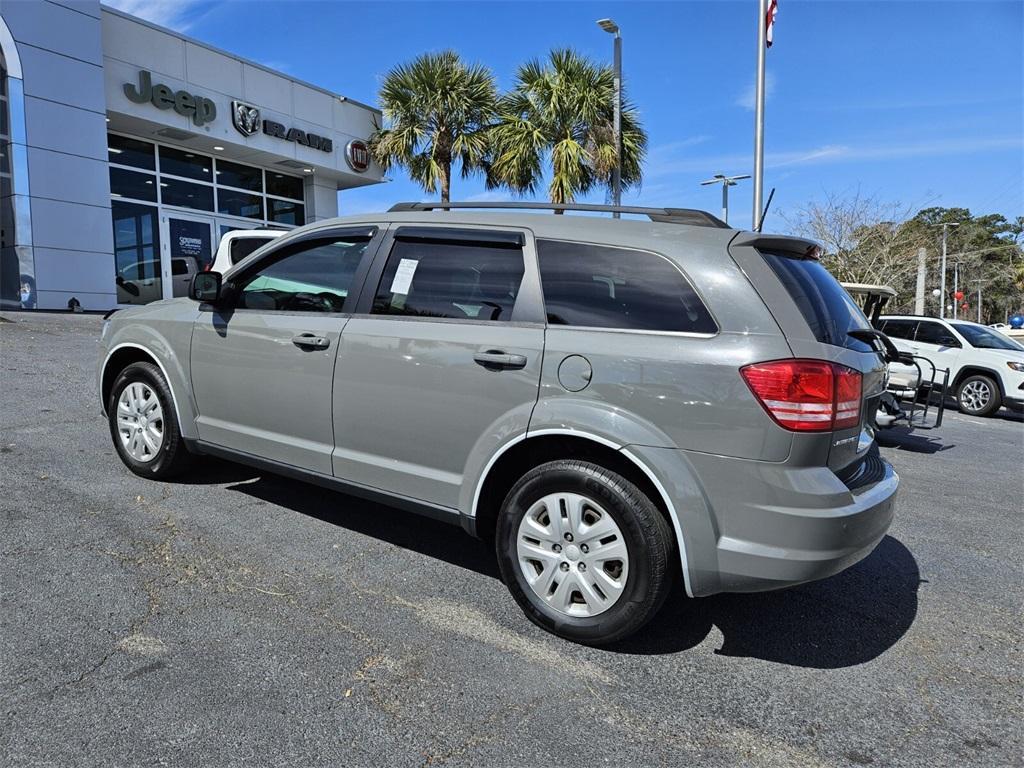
[{"left": 387, "top": 201, "right": 730, "bottom": 229}]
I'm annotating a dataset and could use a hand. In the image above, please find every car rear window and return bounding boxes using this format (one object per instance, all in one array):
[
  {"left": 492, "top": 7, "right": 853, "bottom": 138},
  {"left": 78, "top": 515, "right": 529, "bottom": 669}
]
[
  {"left": 760, "top": 250, "right": 873, "bottom": 352},
  {"left": 231, "top": 236, "right": 276, "bottom": 265},
  {"left": 536, "top": 239, "right": 717, "bottom": 334}
]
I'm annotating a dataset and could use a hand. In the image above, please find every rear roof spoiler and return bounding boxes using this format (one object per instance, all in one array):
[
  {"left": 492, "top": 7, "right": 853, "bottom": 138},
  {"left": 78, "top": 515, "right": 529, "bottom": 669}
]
[{"left": 730, "top": 232, "right": 821, "bottom": 256}]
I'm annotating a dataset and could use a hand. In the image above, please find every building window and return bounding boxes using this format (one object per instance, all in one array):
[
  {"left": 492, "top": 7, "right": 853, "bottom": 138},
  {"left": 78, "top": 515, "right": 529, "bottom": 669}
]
[
  {"left": 106, "top": 131, "right": 308, "bottom": 305},
  {"left": 158, "top": 145, "right": 212, "bottom": 182},
  {"left": 109, "top": 167, "right": 157, "bottom": 203},
  {"left": 159, "top": 177, "right": 214, "bottom": 212},
  {"left": 268, "top": 198, "right": 305, "bottom": 226},
  {"left": 108, "top": 134, "right": 155, "bottom": 171},
  {"left": 266, "top": 172, "right": 304, "bottom": 200},
  {"left": 217, "top": 188, "right": 264, "bottom": 220},
  {"left": 1, "top": 43, "right": 35, "bottom": 309},
  {"left": 216, "top": 159, "right": 262, "bottom": 192}
]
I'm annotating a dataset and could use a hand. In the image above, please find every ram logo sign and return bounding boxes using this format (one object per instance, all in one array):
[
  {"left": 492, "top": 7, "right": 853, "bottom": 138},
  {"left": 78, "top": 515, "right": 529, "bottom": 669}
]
[{"left": 232, "top": 101, "right": 261, "bottom": 136}]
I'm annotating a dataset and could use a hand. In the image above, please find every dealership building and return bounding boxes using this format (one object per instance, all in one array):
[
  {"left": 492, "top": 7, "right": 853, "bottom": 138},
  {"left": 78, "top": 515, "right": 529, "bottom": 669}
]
[{"left": 1, "top": 0, "right": 384, "bottom": 311}]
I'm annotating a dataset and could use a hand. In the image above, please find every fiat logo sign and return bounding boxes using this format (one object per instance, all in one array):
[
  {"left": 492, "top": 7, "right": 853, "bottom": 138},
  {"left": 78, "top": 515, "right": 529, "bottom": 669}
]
[{"left": 345, "top": 140, "right": 371, "bottom": 173}]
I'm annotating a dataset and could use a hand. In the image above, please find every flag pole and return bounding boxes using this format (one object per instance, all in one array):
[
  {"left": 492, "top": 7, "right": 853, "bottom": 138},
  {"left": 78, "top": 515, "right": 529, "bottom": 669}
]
[{"left": 752, "top": 0, "right": 768, "bottom": 229}]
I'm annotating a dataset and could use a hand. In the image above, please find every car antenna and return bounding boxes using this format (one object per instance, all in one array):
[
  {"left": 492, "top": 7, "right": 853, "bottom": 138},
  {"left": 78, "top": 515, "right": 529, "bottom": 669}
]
[{"left": 756, "top": 187, "right": 775, "bottom": 232}]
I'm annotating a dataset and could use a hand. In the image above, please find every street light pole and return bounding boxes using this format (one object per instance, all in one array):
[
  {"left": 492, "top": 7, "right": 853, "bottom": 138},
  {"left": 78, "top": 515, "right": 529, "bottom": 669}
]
[
  {"left": 935, "top": 222, "right": 960, "bottom": 319},
  {"left": 597, "top": 19, "right": 622, "bottom": 218},
  {"left": 700, "top": 173, "right": 751, "bottom": 225}
]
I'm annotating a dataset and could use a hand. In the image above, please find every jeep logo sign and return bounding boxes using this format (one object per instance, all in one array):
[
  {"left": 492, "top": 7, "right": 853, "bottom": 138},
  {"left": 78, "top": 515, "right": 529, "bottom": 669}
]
[
  {"left": 346, "top": 140, "right": 370, "bottom": 172},
  {"left": 123, "top": 71, "right": 216, "bottom": 127}
]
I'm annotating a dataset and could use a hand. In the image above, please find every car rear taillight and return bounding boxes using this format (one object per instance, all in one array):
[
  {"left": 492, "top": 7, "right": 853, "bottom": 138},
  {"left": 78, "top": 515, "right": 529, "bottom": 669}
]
[{"left": 740, "top": 359, "right": 863, "bottom": 432}]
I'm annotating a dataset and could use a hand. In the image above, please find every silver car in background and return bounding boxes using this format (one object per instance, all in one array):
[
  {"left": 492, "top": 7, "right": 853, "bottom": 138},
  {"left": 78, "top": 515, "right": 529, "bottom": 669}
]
[{"left": 97, "top": 202, "right": 898, "bottom": 644}]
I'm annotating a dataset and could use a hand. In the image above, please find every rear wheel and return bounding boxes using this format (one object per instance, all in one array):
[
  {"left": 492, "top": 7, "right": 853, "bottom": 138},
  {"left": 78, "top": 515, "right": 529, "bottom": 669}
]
[
  {"left": 956, "top": 374, "right": 1001, "bottom": 417},
  {"left": 108, "top": 362, "right": 193, "bottom": 478},
  {"left": 496, "top": 460, "right": 674, "bottom": 645}
]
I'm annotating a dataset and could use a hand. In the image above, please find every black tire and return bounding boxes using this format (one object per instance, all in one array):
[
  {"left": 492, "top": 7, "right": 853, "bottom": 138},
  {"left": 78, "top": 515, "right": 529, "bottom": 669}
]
[
  {"left": 107, "top": 361, "right": 193, "bottom": 478},
  {"left": 495, "top": 460, "right": 674, "bottom": 645},
  {"left": 956, "top": 374, "right": 1002, "bottom": 417}
]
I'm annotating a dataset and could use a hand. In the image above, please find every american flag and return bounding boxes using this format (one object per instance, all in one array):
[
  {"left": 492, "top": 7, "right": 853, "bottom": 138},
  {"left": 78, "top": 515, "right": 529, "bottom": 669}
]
[{"left": 766, "top": 0, "right": 778, "bottom": 48}]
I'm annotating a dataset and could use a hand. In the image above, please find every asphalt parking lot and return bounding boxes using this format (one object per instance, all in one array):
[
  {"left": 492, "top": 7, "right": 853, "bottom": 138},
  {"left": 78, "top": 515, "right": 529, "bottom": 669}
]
[{"left": 1, "top": 311, "right": 1021, "bottom": 768}]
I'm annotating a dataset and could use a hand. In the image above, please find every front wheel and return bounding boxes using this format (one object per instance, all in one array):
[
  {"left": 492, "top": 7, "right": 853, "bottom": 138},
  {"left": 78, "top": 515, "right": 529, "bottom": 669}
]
[
  {"left": 108, "top": 361, "right": 193, "bottom": 478},
  {"left": 496, "top": 460, "right": 674, "bottom": 645},
  {"left": 956, "top": 374, "right": 1001, "bottom": 417}
]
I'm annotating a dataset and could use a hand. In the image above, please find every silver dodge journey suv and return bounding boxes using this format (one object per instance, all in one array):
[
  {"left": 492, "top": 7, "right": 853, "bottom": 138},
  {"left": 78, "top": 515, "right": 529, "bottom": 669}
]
[{"left": 97, "top": 202, "right": 899, "bottom": 644}]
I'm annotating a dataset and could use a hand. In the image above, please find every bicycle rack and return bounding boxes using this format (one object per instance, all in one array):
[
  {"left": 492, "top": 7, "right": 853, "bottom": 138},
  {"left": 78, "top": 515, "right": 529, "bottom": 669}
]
[{"left": 887, "top": 355, "right": 949, "bottom": 430}]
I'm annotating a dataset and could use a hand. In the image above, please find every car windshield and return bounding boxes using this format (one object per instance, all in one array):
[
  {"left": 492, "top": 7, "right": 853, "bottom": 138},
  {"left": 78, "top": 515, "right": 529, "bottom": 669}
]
[{"left": 951, "top": 323, "right": 1024, "bottom": 351}]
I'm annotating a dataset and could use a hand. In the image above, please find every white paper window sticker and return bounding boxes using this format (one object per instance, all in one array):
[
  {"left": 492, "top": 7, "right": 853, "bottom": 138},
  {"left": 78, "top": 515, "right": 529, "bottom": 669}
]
[{"left": 390, "top": 258, "right": 419, "bottom": 295}]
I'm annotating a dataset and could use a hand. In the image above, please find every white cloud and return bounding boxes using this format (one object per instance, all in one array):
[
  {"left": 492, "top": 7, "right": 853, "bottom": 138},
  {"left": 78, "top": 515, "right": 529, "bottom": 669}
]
[
  {"left": 102, "top": 0, "right": 210, "bottom": 31},
  {"left": 736, "top": 72, "right": 777, "bottom": 111},
  {"left": 645, "top": 135, "right": 1022, "bottom": 179}
]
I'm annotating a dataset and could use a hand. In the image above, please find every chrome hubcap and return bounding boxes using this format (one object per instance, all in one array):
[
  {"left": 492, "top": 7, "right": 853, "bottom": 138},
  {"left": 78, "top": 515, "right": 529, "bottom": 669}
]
[
  {"left": 516, "top": 492, "right": 629, "bottom": 617},
  {"left": 961, "top": 380, "right": 991, "bottom": 411},
  {"left": 117, "top": 382, "right": 164, "bottom": 462}
]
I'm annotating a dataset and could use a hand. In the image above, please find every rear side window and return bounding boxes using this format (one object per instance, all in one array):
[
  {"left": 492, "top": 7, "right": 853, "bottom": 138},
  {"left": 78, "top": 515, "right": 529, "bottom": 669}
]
[
  {"left": 231, "top": 236, "right": 275, "bottom": 265},
  {"left": 760, "top": 251, "right": 872, "bottom": 351},
  {"left": 536, "top": 240, "right": 717, "bottom": 333},
  {"left": 371, "top": 238, "right": 524, "bottom": 321},
  {"left": 879, "top": 319, "right": 917, "bottom": 340}
]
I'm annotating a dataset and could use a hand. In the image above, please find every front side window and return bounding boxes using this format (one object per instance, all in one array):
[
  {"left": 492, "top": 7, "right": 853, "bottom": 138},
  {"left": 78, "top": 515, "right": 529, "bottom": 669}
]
[
  {"left": 950, "top": 322, "right": 1024, "bottom": 351},
  {"left": 537, "top": 239, "right": 717, "bottom": 333},
  {"left": 236, "top": 236, "right": 370, "bottom": 313},
  {"left": 371, "top": 237, "right": 524, "bottom": 321},
  {"left": 914, "top": 321, "right": 960, "bottom": 347}
]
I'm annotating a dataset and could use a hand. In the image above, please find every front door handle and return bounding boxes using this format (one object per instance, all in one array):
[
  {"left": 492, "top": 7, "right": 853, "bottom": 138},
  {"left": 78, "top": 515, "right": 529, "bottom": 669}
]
[
  {"left": 292, "top": 333, "right": 331, "bottom": 350},
  {"left": 473, "top": 350, "right": 528, "bottom": 371}
]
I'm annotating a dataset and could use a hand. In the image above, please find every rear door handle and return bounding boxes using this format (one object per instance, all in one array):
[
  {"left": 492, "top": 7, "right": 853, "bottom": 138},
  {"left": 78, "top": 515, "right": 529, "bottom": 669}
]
[
  {"left": 292, "top": 333, "right": 331, "bottom": 350},
  {"left": 473, "top": 350, "right": 527, "bottom": 370}
]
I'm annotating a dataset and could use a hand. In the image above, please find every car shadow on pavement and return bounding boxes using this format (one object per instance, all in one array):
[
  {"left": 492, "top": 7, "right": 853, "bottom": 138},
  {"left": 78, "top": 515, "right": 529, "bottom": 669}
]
[
  {"left": 611, "top": 535, "right": 921, "bottom": 668},
  {"left": 876, "top": 426, "right": 952, "bottom": 454},
  {"left": 225, "top": 473, "right": 500, "bottom": 579},
  {"left": 217, "top": 469, "right": 918, "bottom": 668}
]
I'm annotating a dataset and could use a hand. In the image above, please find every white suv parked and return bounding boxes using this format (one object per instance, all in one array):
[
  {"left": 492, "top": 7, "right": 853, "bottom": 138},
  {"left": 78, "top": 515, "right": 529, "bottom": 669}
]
[{"left": 878, "top": 315, "right": 1024, "bottom": 416}]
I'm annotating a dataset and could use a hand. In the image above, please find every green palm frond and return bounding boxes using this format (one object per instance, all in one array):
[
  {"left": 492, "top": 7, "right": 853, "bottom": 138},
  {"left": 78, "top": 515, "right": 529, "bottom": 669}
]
[
  {"left": 488, "top": 47, "right": 648, "bottom": 205},
  {"left": 369, "top": 51, "right": 497, "bottom": 202}
]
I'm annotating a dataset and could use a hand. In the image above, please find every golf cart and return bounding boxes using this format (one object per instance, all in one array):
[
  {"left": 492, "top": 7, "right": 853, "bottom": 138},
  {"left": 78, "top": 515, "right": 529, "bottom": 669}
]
[{"left": 842, "top": 283, "right": 948, "bottom": 430}]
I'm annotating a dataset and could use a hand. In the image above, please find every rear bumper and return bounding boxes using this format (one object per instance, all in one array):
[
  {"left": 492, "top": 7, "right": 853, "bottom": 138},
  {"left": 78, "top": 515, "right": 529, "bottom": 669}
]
[
  {"left": 712, "top": 459, "right": 897, "bottom": 592},
  {"left": 630, "top": 445, "right": 899, "bottom": 598}
]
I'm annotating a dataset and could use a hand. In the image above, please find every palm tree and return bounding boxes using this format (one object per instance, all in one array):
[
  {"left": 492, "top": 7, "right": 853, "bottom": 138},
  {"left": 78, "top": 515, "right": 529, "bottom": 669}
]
[
  {"left": 369, "top": 51, "right": 497, "bottom": 204},
  {"left": 487, "top": 49, "right": 647, "bottom": 208}
]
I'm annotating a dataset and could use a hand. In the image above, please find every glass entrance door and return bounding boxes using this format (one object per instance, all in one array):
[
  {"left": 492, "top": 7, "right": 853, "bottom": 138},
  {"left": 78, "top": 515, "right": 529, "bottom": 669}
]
[{"left": 162, "top": 213, "right": 215, "bottom": 300}]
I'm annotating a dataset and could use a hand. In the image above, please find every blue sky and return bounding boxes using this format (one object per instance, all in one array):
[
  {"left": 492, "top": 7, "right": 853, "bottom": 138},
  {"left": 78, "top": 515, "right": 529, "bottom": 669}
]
[{"left": 111, "top": 0, "right": 1023, "bottom": 229}]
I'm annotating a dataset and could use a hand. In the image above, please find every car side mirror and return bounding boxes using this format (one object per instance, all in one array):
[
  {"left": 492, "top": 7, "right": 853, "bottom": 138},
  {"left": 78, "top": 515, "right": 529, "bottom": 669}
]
[{"left": 191, "top": 271, "right": 222, "bottom": 303}]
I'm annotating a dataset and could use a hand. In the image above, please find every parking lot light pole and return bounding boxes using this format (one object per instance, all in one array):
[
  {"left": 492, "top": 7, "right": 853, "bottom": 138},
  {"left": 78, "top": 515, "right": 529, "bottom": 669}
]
[
  {"left": 597, "top": 18, "right": 622, "bottom": 218},
  {"left": 700, "top": 173, "right": 751, "bottom": 225},
  {"left": 935, "top": 222, "right": 960, "bottom": 319}
]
